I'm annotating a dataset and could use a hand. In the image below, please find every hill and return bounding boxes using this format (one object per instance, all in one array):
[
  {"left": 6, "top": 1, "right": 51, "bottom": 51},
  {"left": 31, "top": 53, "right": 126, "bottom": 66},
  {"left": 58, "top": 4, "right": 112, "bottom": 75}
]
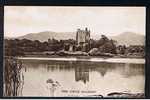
[
  {"left": 17, "top": 31, "right": 76, "bottom": 42},
  {"left": 13, "top": 31, "right": 145, "bottom": 46},
  {"left": 109, "top": 32, "right": 145, "bottom": 46}
]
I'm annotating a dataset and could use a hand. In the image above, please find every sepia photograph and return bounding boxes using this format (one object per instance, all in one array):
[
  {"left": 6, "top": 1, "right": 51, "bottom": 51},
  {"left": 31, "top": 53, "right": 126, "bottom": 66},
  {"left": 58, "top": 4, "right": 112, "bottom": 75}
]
[{"left": 4, "top": 6, "right": 145, "bottom": 98}]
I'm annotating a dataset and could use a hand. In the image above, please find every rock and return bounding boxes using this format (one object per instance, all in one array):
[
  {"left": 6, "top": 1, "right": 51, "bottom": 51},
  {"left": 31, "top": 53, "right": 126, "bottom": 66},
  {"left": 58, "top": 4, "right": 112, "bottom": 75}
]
[
  {"left": 56, "top": 50, "right": 88, "bottom": 56},
  {"left": 43, "top": 51, "right": 55, "bottom": 55},
  {"left": 88, "top": 48, "right": 99, "bottom": 56}
]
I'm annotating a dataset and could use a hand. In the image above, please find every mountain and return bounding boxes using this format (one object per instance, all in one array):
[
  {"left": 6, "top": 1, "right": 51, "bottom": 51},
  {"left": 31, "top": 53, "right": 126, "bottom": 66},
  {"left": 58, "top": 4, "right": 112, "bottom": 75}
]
[
  {"left": 17, "top": 31, "right": 76, "bottom": 42},
  {"left": 16, "top": 31, "right": 145, "bottom": 46},
  {"left": 109, "top": 32, "right": 145, "bottom": 46},
  {"left": 4, "top": 36, "right": 15, "bottom": 40}
]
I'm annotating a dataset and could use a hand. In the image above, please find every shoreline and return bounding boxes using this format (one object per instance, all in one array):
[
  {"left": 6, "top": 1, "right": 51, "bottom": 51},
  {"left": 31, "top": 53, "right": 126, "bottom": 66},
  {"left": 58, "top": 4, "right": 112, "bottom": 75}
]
[
  {"left": 15, "top": 53, "right": 144, "bottom": 59},
  {"left": 16, "top": 56, "right": 145, "bottom": 64}
]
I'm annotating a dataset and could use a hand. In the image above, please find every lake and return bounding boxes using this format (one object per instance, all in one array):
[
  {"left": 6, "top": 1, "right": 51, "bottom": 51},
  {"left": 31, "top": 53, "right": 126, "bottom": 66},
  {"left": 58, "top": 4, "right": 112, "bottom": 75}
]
[{"left": 18, "top": 57, "right": 145, "bottom": 97}]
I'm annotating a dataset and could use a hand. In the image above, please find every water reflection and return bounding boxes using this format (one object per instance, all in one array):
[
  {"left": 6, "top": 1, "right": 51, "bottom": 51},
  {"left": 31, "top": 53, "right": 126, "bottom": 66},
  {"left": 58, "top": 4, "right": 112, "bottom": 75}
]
[
  {"left": 21, "top": 59, "right": 145, "bottom": 96},
  {"left": 22, "top": 60, "right": 144, "bottom": 84},
  {"left": 75, "top": 66, "right": 89, "bottom": 84}
]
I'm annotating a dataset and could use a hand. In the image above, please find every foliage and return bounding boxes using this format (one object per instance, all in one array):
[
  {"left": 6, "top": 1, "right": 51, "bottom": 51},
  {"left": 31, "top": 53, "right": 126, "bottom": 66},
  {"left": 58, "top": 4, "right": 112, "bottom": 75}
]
[
  {"left": 5, "top": 38, "right": 76, "bottom": 56},
  {"left": 89, "top": 35, "right": 117, "bottom": 54},
  {"left": 4, "top": 35, "right": 144, "bottom": 57}
]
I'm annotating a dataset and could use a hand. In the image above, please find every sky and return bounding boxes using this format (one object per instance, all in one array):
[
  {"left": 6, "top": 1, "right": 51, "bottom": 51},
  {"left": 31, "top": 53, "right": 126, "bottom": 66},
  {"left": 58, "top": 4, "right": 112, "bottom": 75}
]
[{"left": 4, "top": 6, "right": 146, "bottom": 37}]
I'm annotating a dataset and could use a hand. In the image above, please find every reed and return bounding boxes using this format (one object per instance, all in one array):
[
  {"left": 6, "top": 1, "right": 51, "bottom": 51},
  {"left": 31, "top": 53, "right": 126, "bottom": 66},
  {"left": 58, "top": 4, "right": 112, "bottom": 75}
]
[{"left": 4, "top": 57, "right": 24, "bottom": 96}]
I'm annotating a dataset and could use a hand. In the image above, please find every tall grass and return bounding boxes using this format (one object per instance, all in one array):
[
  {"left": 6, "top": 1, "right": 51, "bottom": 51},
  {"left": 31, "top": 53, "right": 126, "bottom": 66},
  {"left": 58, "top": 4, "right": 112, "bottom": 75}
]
[{"left": 4, "top": 57, "right": 24, "bottom": 96}]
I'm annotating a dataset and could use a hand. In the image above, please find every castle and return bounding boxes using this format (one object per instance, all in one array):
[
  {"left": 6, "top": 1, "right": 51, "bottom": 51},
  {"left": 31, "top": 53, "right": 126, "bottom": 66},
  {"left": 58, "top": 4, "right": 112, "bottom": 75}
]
[{"left": 76, "top": 27, "right": 90, "bottom": 51}]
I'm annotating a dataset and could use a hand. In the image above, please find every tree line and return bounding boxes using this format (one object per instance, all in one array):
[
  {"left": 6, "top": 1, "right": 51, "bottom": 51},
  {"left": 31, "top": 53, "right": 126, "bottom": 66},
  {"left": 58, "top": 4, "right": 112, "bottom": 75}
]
[{"left": 4, "top": 35, "right": 144, "bottom": 57}]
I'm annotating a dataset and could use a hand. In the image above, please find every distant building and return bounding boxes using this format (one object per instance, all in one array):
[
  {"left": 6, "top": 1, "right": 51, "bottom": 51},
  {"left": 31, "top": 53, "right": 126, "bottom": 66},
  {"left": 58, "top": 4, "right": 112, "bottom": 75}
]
[{"left": 76, "top": 27, "right": 90, "bottom": 51}]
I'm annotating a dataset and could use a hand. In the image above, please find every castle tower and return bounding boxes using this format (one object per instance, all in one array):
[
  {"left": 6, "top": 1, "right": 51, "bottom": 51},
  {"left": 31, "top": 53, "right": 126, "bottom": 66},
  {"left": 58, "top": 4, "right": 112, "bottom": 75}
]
[
  {"left": 76, "top": 27, "right": 90, "bottom": 51},
  {"left": 76, "top": 27, "right": 90, "bottom": 45}
]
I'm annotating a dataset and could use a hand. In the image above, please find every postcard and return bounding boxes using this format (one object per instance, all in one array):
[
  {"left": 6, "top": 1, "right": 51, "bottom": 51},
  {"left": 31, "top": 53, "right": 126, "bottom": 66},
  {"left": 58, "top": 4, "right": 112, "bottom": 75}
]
[{"left": 3, "top": 6, "right": 145, "bottom": 98}]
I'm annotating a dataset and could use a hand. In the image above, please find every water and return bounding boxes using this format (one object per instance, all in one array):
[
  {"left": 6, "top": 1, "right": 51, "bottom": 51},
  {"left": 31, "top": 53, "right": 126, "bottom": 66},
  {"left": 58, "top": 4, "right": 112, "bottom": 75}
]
[{"left": 19, "top": 57, "right": 145, "bottom": 97}]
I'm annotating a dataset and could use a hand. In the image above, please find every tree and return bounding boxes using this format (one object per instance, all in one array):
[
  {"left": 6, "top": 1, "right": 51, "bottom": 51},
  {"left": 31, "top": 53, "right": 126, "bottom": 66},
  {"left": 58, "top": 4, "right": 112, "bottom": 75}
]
[{"left": 97, "top": 35, "right": 117, "bottom": 54}]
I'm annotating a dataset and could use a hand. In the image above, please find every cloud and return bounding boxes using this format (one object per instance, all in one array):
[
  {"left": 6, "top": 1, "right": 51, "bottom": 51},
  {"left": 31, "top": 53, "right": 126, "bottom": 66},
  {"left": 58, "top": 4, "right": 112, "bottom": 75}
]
[{"left": 4, "top": 6, "right": 145, "bottom": 37}]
